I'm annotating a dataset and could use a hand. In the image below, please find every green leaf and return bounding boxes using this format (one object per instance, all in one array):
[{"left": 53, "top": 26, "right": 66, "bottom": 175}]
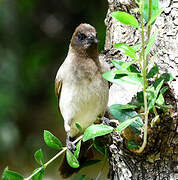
[
  {"left": 66, "top": 149, "right": 80, "bottom": 168},
  {"left": 77, "top": 175, "right": 86, "bottom": 180},
  {"left": 121, "top": 60, "right": 136, "bottom": 70},
  {"left": 153, "top": 73, "right": 173, "bottom": 88},
  {"left": 110, "top": 104, "right": 139, "bottom": 110},
  {"left": 144, "top": 0, "right": 160, "bottom": 22},
  {"left": 147, "top": 8, "right": 163, "bottom": 26},
  {"left": 1, "top": 167, "right": 10, "bottom": 180},
  {"left": 114, "top": 70, "right": 143, "bottom": 85},
  {"left": 148, "top": 80, "right": 164, "bottom": 110},
  {"left": 156, "top": 93, "right": 165, "bottom": 106},
  {"left": 111, "top": 60, "right": 139, "bottom": 72},
  {"left": 160, "top": 73, "right": 173, "bottom": 82},
  {"left": 103, "top": 70, "right": 131, "bottom": 85},
  {"left": 44, "top": 130, "right": 62, "bottom": 150},
  {"left": 145, "top": 30, "right": 158, "bottom": 56},
  {"left": 75, "top": 122, "right": 83, "bottom": 133},
  {"left": 131, "top": 43, "right": 142, "bottom": 52},
  {"left": 114, "top": 43, "right": 138, "bottom": 60},
  {"left": 146, "top": 64, "right": 159, "bottom": 79},
  {"left": 110, "top": 11, "right": 139, "bottom": 28},
  {"left": 34, "top": 149, "right": 44, "bottom": 165},
  {"left": 127, "top": 141, "right": 138, "bottom": 149},
  {"left": 83, "top": 124, "right": 114, "bottom": 142},
  {"left": 94, "top": 139, "right": 105, "bottom": 155},
  {"left": 137, "top": 91, "right": 144, "bottom": 104},
  {"left": 74, "top": 140, "right": 81, "bottom": 159},
  {"left": 116, "top": 117, "right": 139, "bottom": 132},
  {"left": 109, "top": 105, "right": 143, "bottom": 134},
  {"left": 3, "top": 170, "right": 23, "bottom": 180},
  {"left": 32, "top": 168, "right": 45, "bottom": 180},
  {"left": 103, "top": 69, "right": 142, "bottom": 86},
  {"left": 111, "top": 60, "right": 124, "bottom": 70},
  {"left": 160, "top": 86, "right": 168, "bottom": 94}
]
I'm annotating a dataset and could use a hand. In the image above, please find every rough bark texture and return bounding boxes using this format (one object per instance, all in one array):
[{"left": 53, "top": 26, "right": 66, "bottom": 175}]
[{"left": 103, "top": 0, "right": 178, "bottom": 179}]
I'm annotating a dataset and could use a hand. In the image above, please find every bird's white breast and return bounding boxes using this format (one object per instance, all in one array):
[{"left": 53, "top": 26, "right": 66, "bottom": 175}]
[{"left": 58, "top": 55, "right": 108, "bottom": 137}]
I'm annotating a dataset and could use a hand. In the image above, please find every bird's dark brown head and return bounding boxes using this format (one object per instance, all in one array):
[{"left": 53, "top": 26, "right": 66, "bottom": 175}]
[{"left": 70, "top": 23, "right": 98, "bottom": 58}]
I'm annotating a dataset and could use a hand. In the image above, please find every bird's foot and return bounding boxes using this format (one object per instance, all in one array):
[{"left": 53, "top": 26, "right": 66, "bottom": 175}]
[
  {"left": 101, "top": 117, "right": 110, "bottom": 126},
  {"left": 66, "top": 133, "right": 76, "bottom": 152},
  {"left": 66, "top": 140, "right": 76, "bottom": 152}
]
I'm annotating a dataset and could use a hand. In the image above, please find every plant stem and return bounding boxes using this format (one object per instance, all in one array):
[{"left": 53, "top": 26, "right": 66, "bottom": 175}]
[
  {"left": 43, "top": 147, "right": 67, "bottom": 168},
  {"left": 146, "top": 0, "right": 152, "bottom": 67},
  {"left": 136, "top": 0, "right": 149, "bottom": 154},
  {"left": 24, "top": 135, "right": 83, "bottom": 180}
]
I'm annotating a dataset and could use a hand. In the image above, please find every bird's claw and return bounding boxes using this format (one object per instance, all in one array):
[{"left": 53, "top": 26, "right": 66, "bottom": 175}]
[
  {"left": 102, "top": 117, "right": 110, "bottom": 126},
  {"left": 66, "top": 139, "right": 76, "bottom": 152}
]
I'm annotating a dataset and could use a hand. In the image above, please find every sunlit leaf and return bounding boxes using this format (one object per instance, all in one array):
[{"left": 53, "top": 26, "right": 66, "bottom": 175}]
[
  {"left": 66, "top": 149, "right": 79, "bottom": 168},
  {"left": 144, "top": 0, "right": 160, "bottom": 22},
  {"left": 44, "top": 130, "right": 62, "bottom": 150},
  {"left": 74, "top": 140, "right": 81, "bottom": 159},
  {"left": 103, "top": 69, "right": 142, "bottom": 86},
  {"left": 121, "top": 60, "right": 136, "bottom": 69},
  {"left": 148, "top": 80, "right": 164, "bottom": 110},
  {"left": 116, "top": 117, "right": 139, "bottom": 132},
  {"left": 160, "top": 86, "right": 168, "bottom": 94},
  {"left": 110, "top": 104, "right": 139, "bottom": 110},
  {"left": 34, "top": 149, "right": 44, "bottom": 165},
  {"left": 111, "top": 60, "right": 124, "bottom": 70},
  {"left": 32, "top": 168, "right": 45, "bottom": 180},
  {"left": 110, "top": 11, "right": 139, "bottom": 28},
  {"left": 145, "top": 30, "right": 158, "bottom": 56},
  {"left": 156, "top": 93, "right": 164, "bottom": 106},
  {"left": 1, "top": 167, "right": 9, "bottom": 180},
  {"left": 146, "top": 64, "right": 159, "bottom": 79},
  {"left": 131, "top": 44, "right": 142, "bottom": 52},
  {"left": 3, "top": 170, "right": 23, "bottom": 180},
  {"left": 83, "top": 124, "right": 114, "bottom": 142},
  {"left": 114, "top": 43, "right": 138, "bottom": 60},
  {"left": 147, "top": 8, "right": 163, "bottom": 26},
  {"left": 114, "top": 70, "right": 143, "bottom": 85}
]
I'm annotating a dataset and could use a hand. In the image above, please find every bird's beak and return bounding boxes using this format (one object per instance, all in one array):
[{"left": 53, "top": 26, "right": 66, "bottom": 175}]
[{"left": 86, "top": 36, "right": 98, "bottom": 44}]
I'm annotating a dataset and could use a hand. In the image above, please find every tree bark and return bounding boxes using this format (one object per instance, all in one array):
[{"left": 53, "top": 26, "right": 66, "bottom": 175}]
[{"left": 103, "top": 0, "right": 178, "bottom": 179}]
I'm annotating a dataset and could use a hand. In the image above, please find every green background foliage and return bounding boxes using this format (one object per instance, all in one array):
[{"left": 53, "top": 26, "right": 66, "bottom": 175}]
[{"left": 0, "top": 0, "right": 107, "bottom": 178}]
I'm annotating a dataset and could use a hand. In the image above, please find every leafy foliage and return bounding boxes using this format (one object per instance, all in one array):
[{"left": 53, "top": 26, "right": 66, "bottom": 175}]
[
  {"left": 74, "top": 140, "right": 82, "bottom": 159},
  {"left": 34, "top": 149, "right": 45, "bottom": 166},
  {"left": 110, "top": 11, "right": 139, "bottom": 28},
  {"left": 32, "top": 168, "right": 45, "bottom": 180},
  {"left": 2, "top": 168, "right": 23, "bottom": 180},
  {"left": 83, "top": 124, "right": 114, "bottom": 142},
  {"left": 44, "top": 130, "right": 62, "bottom": 150},
  {"left": 66, "top": 149, "right": 80, "bottom": 168}
]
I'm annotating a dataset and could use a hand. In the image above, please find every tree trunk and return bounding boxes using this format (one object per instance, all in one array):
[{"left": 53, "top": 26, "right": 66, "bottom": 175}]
[{"left": 103, "top": 0, "right": 178, "bottom": 179}]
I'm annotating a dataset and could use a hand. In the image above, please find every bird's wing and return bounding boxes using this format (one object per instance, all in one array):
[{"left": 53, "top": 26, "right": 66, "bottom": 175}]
[{"left": 55, "top": 71, "right": 62, "bottom": 113}]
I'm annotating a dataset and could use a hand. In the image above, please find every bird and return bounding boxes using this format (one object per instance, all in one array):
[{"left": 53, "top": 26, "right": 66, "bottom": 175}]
[{"left": 55, "top": 23, "right": 109, "bottom": 178}]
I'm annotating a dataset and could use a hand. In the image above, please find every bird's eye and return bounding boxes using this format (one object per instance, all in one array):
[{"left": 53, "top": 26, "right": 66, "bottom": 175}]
[{"left": 77, "top": 32, "right": 86, "bottom": 41}]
